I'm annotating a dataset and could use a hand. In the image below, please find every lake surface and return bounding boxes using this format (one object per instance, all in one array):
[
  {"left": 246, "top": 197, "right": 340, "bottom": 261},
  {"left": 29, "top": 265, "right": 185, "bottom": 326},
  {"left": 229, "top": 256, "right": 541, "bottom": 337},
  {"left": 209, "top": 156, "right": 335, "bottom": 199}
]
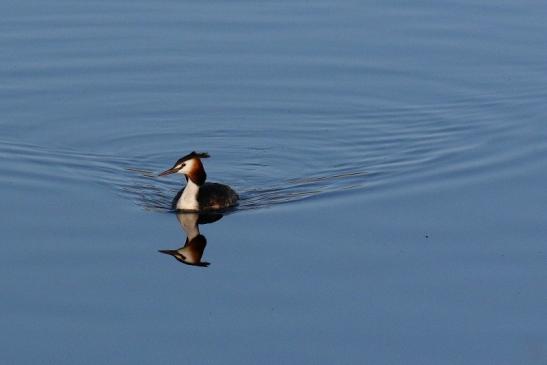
[{"left": 1, "top": 0, "right": 546, "bottom": 363}]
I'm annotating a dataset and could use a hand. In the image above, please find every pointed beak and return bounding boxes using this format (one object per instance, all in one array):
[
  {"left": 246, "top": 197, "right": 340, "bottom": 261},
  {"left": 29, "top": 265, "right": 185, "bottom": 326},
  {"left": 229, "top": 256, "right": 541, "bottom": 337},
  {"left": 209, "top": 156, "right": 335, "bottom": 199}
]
[{"left": 158, "top": 167, "right": 178, "bottom": 177}]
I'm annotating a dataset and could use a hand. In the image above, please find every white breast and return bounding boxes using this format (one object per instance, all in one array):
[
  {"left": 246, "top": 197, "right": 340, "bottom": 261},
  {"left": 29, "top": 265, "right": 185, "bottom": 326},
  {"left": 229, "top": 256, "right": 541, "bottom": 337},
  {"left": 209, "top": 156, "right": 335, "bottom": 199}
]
[{"left": 176, "top": 179, "right": 200, "bottom": 211}]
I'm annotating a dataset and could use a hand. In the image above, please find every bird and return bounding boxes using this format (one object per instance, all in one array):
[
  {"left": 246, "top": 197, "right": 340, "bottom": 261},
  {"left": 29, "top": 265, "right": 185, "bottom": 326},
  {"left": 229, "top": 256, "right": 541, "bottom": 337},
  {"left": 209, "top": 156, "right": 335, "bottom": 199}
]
[{"left": 158, "top": 151, "right": 239, "bottom": 211}]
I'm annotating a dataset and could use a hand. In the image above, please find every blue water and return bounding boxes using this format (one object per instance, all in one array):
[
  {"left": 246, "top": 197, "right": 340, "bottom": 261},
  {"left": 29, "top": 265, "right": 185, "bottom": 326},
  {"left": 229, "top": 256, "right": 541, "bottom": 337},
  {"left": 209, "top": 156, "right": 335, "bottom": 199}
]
[{"left": 1, "top": 1, "right": 546, "bottom": 363}]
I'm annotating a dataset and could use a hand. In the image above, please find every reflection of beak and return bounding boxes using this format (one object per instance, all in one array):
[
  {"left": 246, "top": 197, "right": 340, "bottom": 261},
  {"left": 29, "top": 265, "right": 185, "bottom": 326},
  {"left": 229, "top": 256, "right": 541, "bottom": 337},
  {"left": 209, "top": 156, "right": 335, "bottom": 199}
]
[
  {"left": 158, "top": 249, "right": 178, "bottom": 256},
  {"left": 158, "top": 167, "right": 178, "bottom": 177}
]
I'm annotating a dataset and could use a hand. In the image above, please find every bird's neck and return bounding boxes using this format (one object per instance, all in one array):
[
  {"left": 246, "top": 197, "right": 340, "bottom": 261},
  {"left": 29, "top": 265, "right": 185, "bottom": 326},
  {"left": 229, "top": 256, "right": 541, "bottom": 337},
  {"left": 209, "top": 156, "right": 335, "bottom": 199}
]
[
  {"left": 186, "top": 159, "right": 207, "bottom": 186},
  {"left": 178, "top": 214, "right": 201, "bottom": 239},
  {"left": 177, "top": 179, "right": 201, "bottom": 211}
]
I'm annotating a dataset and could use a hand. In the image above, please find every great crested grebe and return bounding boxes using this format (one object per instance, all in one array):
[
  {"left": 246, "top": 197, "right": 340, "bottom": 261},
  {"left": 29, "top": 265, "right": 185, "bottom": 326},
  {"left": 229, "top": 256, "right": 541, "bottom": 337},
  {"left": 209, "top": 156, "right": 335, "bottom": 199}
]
[{"left": 158, "top": 151, "right": 239, "bottom": 211}]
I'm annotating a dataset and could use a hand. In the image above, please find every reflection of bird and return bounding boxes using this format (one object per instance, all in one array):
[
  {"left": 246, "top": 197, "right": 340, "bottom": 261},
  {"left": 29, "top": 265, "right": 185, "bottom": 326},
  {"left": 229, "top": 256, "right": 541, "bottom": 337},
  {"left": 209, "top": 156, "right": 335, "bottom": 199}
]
[
  {"left": 158, "top": 151, "right": 238, "bottom": 211},
  {"left": 159, "top": 212, "right": 222, "bottom": 267}
]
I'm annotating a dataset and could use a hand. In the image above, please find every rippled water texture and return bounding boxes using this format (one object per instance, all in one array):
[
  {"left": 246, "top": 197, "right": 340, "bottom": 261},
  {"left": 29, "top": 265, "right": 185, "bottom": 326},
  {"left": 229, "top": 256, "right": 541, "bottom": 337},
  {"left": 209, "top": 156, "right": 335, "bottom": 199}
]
[{"left": 1, "top": 0, "right": 546, "bottom": 364}]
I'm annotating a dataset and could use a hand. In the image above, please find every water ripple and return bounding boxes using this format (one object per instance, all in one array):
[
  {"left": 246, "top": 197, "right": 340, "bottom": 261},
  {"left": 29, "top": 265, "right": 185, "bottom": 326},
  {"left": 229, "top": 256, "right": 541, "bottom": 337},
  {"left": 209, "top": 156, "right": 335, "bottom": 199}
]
[{"left": 2, "top": 88, "right": 545, "bottom": 212}]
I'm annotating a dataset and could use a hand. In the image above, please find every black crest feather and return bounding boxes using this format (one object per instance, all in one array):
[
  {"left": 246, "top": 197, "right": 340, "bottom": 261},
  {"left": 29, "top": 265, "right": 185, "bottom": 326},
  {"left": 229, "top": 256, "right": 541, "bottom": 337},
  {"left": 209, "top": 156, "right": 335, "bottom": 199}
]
[
  {"left": 175, "top": 151, "right": 210, "bottom": 165},
  {"left": 190, "top": 151, "right": 210, "bottom": 159},
  {"left": 183, "top": 151, "right": 211, "bottom": 162}
]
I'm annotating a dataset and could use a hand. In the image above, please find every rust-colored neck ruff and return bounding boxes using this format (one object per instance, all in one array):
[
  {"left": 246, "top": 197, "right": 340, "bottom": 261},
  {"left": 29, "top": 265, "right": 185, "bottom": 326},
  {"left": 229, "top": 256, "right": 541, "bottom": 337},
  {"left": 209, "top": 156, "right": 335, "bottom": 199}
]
[{"left": 186, "top": 159, "right": 207, "bottom": 186}]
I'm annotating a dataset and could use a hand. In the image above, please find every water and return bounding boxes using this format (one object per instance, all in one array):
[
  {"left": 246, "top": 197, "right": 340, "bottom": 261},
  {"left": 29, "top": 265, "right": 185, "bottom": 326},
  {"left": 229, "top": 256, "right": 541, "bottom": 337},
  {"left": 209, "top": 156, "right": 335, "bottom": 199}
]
[{"left": 1, "top": 0, "right": 546, "bottom": 363}]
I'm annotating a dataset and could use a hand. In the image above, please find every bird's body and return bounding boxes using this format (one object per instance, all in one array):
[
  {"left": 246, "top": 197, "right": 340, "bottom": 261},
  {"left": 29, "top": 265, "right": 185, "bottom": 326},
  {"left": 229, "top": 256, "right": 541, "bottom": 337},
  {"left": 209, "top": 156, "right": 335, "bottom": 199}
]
[
  {"left": 159, "top": 151, "right": 239, "bottom": 212},
  {"left": 171, "top": 181, "right": 239, "bottom": 211}
]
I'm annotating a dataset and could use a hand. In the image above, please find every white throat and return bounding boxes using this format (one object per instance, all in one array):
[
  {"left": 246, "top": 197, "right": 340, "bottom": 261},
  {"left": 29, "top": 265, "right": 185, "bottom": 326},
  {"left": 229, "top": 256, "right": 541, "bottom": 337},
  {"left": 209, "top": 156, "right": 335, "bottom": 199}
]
[{"left": 176, "top": 179, "right": 200, "bottom": 211}]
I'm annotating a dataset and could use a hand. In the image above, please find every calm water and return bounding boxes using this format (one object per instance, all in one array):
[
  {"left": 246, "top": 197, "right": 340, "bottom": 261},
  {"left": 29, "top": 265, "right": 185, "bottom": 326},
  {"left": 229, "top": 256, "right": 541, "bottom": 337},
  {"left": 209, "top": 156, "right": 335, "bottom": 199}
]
[{"left": 1, "top": 0, "right": 546, "bottom": 363}]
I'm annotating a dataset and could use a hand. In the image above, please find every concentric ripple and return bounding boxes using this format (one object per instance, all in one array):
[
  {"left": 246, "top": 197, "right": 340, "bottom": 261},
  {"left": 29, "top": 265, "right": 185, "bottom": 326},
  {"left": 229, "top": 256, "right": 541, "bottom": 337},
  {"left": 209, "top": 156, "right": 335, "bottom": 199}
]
[{"left": 2, "top": 85, "right": 545, "bottom": 213}]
